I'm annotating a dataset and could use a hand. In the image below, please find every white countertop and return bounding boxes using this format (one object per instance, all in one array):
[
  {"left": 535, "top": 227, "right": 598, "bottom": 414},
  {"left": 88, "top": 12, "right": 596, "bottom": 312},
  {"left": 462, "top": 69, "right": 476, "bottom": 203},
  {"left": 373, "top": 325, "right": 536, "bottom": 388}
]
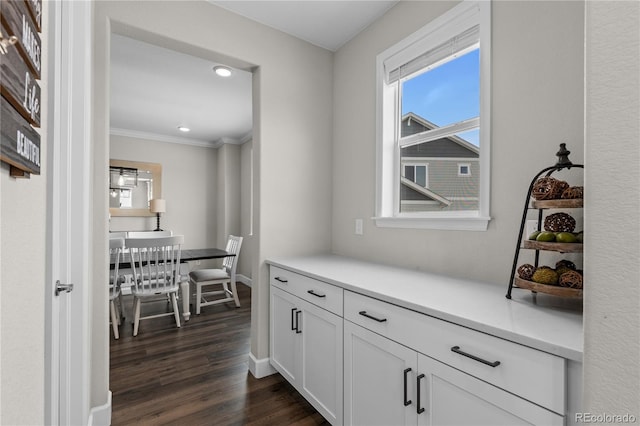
[{"left": 267, "top": 254, "right": 583, "bottom": 362}]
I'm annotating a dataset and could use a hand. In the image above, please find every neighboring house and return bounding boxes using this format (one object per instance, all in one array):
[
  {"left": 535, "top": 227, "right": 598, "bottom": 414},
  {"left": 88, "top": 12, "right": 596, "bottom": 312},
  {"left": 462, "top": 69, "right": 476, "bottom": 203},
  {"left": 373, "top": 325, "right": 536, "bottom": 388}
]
[{"left": 400, "top": 112, "right": 480, "bottom": 212}]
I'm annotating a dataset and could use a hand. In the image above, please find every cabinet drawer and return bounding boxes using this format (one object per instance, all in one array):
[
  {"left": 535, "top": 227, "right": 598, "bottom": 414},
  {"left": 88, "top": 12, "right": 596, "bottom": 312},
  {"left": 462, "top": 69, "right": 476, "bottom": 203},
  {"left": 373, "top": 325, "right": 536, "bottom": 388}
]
[
  {"left": 270, "top": 266, "right": 343, "bottom": 316},
  {"left": 344, "top": 290, "right": 566, "bottom": 415}
]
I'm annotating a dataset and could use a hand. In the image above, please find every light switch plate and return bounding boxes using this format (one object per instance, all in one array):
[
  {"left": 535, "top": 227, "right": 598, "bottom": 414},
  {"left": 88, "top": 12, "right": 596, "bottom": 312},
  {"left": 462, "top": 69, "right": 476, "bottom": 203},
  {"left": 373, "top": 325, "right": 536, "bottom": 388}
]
[{"left": 355, "top": 219, "right": 363, "bottom": 235}]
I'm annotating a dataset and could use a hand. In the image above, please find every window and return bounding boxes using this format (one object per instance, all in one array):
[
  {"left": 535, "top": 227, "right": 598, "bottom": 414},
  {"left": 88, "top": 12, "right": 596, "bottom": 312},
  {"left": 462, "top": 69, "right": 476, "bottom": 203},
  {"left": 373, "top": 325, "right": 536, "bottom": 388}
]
[
  {"left": 403, "top": 163, "right": 428, "bottom": 187},
  {"left": 375, "top": 1, "right": 491, "bottom": 231}
]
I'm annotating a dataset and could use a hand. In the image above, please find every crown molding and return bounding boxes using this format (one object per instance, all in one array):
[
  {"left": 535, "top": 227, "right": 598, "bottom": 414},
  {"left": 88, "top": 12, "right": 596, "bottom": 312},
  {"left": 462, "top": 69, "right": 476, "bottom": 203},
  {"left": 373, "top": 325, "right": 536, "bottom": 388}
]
[
  {"left": 241, "top": 131, "right": 253, "bottom": 144},
  {"left": 110, "top": 127, "right": 219, "bottom": 148},
  {"left": 110, "top": 128, "right": 253, "bottom": 149}
]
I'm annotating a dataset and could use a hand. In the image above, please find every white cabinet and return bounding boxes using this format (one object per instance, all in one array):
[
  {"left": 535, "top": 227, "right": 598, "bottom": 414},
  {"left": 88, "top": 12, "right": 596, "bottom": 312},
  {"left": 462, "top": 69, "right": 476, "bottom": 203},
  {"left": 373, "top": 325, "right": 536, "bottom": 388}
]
[
  {"left": 344, "top": 321, "right": 417, "bottom": 426},
  {"left": 344, "top": 291, "right": 565, "bottom": 426},
  {"left": 270, "top": 271, "right": 343, "bottom": 425},
  {"left": 270, "top": 286, "right": 299, "bottom": 384},
  {"left": 344, "top": 320, "right": 563, "bottom": 426},
  {"left": 417, "top": 354, "right": 563, "bottom": 426},
  {"left": 268, "top": 260, "right": 580, "bottom": 426}
]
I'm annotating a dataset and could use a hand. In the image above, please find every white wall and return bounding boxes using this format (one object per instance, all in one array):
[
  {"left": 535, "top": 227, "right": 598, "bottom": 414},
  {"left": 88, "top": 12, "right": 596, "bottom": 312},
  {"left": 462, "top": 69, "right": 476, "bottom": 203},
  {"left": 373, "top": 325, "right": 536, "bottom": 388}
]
[
  {"left": 239, "top": 140, "right": 254, "bottom": 279},
  {"left": 92, "top": 1, "right": 333, "bottom": 391},
  {"left": 332, "top": 1, "right": 585, "bottom": 284},
  {"left": 0, "top": 132, "right": 47, "bottom": 424},
  {"left": 0, "top": 1, "right": 49, "bottom": 423},
  {"left": 584, "top": 0, "right": 640, "bottom": 416},
  {"left": 216, "top": 143, "right": 241, "bottom": 248},
  {"left": 110, "top": 134, "right": 218, "bottom": 248}
]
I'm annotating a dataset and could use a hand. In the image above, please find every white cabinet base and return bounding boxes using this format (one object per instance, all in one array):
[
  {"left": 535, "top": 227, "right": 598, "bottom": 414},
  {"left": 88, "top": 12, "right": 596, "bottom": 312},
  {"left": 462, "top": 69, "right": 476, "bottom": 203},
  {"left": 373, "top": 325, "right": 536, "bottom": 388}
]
[
  {"left": 268, "top": 259, "right": 582, "bottom": 426},
  {"left": 270, "top": 285, "right": 343, "bottom": 425},
  {"left": 344, "top": 321, "right": 416, "bottom": 426},
  {"left": 418, "top": 354, "right": 563, "bottom": 426}
]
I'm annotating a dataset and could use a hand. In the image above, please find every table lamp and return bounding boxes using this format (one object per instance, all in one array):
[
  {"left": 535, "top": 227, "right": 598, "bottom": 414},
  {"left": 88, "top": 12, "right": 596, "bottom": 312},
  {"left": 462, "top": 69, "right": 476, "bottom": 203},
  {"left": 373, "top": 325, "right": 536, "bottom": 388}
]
[{"left": 149, "top": 198, "right": 166, "bottom": 231}]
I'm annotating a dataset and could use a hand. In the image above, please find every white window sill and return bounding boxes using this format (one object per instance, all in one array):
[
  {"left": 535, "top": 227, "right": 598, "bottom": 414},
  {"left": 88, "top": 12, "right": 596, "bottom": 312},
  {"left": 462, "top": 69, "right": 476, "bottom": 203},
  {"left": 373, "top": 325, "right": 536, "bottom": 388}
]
[{"left": 373, "top": 216, "right": 491, "bottom": 231}]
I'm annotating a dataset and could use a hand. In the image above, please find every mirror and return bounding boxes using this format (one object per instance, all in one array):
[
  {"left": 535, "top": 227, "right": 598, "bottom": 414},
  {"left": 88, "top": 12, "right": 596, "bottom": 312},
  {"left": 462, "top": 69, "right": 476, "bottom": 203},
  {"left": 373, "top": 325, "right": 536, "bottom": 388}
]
[{"left": 109, "top": 159, "right": 162, "bottom": 217}]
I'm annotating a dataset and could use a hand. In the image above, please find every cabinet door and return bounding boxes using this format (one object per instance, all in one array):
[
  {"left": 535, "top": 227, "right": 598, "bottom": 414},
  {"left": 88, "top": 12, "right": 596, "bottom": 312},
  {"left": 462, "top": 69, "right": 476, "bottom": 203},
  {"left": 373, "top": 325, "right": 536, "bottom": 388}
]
[
  {"left": 299, "top": 300, "right": 343, "bottom": 425},
  {"left": 270, "top": 286, "right": 300, "bottom": 384},
  {"left": 416, "top": 354, "right": 564, "bottom": 426},
  {"left": 344, "top": 321, "right": 418, "bottom": 426}
]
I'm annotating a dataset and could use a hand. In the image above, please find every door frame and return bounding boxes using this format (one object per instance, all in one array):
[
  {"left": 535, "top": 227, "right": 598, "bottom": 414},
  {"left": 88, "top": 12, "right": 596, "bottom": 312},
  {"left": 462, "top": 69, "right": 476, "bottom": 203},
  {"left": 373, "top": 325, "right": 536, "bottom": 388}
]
[{"left": 44, "top": 1, "right": 95, "bottom": 424}]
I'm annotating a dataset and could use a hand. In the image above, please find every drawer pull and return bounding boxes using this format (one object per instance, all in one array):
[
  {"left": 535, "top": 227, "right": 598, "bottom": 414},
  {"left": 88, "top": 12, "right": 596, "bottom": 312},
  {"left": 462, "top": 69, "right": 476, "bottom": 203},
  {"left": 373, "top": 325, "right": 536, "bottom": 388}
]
[
  {"left": 416, "top": 373, "right": 425, "bottom": 414},
  {"left": 295, "top": 310, "right": 302, "bottom": 334},
  {"left": 307, "top": 289, "right": 326, "bottom": 298},
  {"left": 275, "top": 277, "right": 288, "bottom": 283},
  {"left": 359, "top": 311, "right": 387, "bottom": 323},
  {"left": 451, "top": 346, "right": 501, "bottom": 368},
  {"left": 403, "top": 368, "right": 412, "bottom": 406},
  {"left": 291, "top": 308, "right": 297, "bottom": 331}
]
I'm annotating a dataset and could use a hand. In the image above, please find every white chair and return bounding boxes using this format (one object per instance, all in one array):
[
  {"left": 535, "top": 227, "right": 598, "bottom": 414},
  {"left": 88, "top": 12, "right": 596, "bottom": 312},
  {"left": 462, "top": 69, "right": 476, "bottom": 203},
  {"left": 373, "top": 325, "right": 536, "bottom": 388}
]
[
  {"left": 109, "top": 237, "right": 126, "bottom": 339},
  {"left": 126, "top": 235, "right": 184, "bottom": 336},
  {"left": 189, "top": 235, "right": 243, "bottom": 314},
  {"left": 110, "top": 232, "right": 132, "bottom": 292}
]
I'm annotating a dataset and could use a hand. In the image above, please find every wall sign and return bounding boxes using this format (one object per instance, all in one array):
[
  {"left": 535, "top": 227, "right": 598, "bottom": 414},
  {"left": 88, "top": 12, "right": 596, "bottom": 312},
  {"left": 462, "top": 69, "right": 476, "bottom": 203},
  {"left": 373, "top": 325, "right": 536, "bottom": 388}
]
[
  {"left": 25, "top": 0, "right": 41, "bottom": 33},
  {"left": 1, "top": 0, "right": 41, "bottom": 78},
  {"left": 1, "top": 97, "right": 41, "bottom": 174},
  {"left": 0, "top": 0, "right": 42, "bottom": 177},
  {"left": 0, "top": 22, "right": 40, "bottom": 127}
]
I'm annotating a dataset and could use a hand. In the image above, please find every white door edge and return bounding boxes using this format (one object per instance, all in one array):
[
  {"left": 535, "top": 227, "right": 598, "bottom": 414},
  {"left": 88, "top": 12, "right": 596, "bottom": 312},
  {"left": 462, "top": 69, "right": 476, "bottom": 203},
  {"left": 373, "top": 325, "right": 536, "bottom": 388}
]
[{"left": 44, "top": 1, "right": 94, "bottom": 424}]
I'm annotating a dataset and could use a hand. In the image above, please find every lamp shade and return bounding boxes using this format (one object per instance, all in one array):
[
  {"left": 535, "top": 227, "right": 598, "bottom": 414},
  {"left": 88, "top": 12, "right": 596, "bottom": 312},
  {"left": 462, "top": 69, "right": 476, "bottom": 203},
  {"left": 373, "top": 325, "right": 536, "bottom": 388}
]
[{"left": 149, "top": 198, "right": 166, "bottom": 213}]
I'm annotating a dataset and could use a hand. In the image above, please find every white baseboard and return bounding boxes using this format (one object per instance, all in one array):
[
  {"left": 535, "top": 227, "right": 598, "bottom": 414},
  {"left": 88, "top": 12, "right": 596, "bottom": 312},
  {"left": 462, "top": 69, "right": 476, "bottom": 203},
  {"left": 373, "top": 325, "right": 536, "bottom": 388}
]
[
  {"left": 237, "top": 274, "right": 252, "bottom": 287},
  {"left": 249, "top": 352, "right": 276, "bottom": 378},
  {"left": 88, "top": 391, "right": 111, "bottom": 426}
]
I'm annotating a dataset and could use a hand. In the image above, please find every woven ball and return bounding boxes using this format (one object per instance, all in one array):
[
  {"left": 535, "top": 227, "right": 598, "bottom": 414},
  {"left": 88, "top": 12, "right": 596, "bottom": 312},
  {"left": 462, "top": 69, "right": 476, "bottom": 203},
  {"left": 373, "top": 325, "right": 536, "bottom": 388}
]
[
  {"left": 555, "top": 259, "right": 576, "bottom": 270},
  {"left": 553, "top": 180, "right": 570, "bottom": 199},
  {"left": 532, "top": 177, "right": 557, "bottom": 200},
  {"left": 561, "top": 186, "right": 584, "bottom": 199},
  {"left": 559, "top": 270, "right": 583, "bottom": 289},
  {"left": 544, "top": 212, "right": 576, "bottom": 233},
  {"left": 532, "top": 266, "right": 559, "bottom": 285},
  {"left": 532, "top": 177, "right": 569, "bottom": 200},
  {"left": 556, "top": 265, "right": 573, "bottom": 276},
  {"left": 517, "top": 264, "right": 535, "bottom": 281}
]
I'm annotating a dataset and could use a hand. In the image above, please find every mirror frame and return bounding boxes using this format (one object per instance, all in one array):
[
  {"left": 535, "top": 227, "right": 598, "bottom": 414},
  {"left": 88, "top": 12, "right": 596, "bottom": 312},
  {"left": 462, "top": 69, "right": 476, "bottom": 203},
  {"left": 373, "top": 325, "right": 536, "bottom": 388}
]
[{"left": 109, "top": 159, "right": 162, "bottom": 217}]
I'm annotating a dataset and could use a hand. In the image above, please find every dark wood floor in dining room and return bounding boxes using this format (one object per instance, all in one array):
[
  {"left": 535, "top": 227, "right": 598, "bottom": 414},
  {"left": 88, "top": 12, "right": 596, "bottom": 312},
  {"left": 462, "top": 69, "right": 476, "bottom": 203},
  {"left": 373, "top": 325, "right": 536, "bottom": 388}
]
[{"left": 110, "top": 284, "right": 329, "bottom": 426}]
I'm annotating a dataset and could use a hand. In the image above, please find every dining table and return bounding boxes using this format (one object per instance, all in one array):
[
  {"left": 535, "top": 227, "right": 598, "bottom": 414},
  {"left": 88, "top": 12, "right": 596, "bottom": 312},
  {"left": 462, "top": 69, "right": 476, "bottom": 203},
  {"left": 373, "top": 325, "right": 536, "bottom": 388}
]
[{"left": 111, "top": 247, "right": 234, "bottom": 321}]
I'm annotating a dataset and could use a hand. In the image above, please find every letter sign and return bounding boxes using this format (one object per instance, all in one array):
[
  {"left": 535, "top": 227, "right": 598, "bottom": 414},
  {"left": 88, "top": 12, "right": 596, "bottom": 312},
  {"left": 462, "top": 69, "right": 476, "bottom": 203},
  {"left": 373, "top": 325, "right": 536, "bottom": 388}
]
[{"left": 0, "top": 0, "right": 42, "bottom": 177}]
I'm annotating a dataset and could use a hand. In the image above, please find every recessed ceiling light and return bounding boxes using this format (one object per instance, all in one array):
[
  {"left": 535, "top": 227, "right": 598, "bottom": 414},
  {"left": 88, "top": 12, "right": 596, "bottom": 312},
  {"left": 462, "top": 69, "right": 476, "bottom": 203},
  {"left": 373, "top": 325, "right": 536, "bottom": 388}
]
[
  {"left": 213, "top": 65, "right": 232, "bottom": 77},
  {"left": 177, "top": 126, "right": 190, "bottom": 132}
]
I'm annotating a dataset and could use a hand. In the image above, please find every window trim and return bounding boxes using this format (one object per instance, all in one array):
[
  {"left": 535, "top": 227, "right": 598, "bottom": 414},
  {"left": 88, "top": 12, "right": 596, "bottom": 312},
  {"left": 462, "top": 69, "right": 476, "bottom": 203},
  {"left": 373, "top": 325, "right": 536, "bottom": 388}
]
[
  {"left": 402, "top": 162, "right": 429, "bottom": 188},
  {"left": 375, "top": 0, "right": 491, "bottom": 231},
  {"left": 458, "top": 163, "right": 472, "bottom": 177}
]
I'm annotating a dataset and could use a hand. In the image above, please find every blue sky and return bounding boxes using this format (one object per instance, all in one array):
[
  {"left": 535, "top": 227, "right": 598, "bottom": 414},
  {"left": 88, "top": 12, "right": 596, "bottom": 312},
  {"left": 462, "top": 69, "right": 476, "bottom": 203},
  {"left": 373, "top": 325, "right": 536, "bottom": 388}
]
[{"left": 401, "top": 48, "right": 480, "bottom": 146}]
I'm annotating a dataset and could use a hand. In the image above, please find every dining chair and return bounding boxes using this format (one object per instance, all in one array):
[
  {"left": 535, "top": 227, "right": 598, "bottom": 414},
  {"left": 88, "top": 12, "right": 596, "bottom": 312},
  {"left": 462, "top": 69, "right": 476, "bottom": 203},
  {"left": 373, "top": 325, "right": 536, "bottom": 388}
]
[
  {"left": 109, "top": 237, "right": 126, "bottom": 339},
  {"left": 110, "top": 231, "right": 133, "bottom": 292},
  {"left": 126, "top": 235, "right": 184, "bottom": 336},
  {"left": 189, "top": 235, "right": 243, "bottom": 314}
]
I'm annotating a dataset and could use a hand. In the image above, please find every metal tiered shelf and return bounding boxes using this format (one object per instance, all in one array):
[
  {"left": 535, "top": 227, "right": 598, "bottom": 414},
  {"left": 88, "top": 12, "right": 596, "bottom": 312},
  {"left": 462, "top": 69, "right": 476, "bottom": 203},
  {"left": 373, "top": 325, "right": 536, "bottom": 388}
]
[{"left": 506, "top": 144, "right": 584, "bottom": 299}]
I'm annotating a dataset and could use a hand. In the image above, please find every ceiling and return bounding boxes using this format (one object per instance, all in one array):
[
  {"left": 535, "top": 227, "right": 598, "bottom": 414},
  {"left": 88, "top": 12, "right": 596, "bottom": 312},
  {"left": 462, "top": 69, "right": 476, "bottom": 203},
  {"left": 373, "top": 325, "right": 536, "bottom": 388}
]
[
  {"left": 210, "top": 1, "right": 397, "bottom": 51},
  {"left": 109, "top": 1, "right": 398, "bottom": 147}
]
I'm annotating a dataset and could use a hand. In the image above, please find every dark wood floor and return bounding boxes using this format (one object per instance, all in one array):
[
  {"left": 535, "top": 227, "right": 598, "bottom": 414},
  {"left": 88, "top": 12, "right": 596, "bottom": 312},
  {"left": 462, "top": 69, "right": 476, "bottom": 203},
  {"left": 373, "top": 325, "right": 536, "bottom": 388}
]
[{"left": 110, "top": 284, "right": 329, "bottom": 425}]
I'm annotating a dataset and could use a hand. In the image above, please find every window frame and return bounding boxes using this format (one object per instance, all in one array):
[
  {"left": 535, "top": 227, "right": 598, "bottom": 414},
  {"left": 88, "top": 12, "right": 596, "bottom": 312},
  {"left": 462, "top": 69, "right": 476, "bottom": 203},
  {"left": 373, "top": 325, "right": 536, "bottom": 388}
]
[
  {"left": 458, "top": 163, "right": 472, "bottom": 177},
  {"left": 375, "top": 1, "right": 491, "bottom": 231},
  {"left": 402, "top": 162, "right": 429, "bottom": 188}
]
